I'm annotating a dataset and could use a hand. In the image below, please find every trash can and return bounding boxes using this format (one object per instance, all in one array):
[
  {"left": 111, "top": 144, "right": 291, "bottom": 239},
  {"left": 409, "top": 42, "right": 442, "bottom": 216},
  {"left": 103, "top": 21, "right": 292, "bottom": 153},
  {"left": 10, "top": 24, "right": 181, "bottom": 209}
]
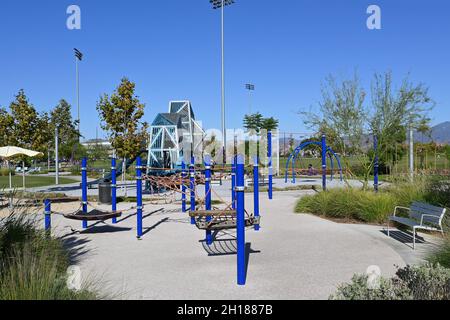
[{"left": 98, "top": 180, "right": 112, "bottom": 204}]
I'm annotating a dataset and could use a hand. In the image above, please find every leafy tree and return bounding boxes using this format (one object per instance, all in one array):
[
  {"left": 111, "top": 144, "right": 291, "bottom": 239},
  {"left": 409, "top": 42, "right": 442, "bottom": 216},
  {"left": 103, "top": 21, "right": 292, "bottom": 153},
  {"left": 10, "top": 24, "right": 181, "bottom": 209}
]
[
  {"left": 97, "top": 78, "right": 149, "bottom": 160},
  {"left": 261, "top": 117, "right": 279, "bottom": 131},
  {"left": 50, "top": 99, "right": 80, "bottom": 162},
  {"left": 243, "top": 112, "right": 264, "bottom": 132},
  {"left": 9, "top": 90, "right": 39, "bottom": 148},
  {"left": 300, "top": 71, "right": 433, "bottom": 189},
  {"left": 300, "top": 73, "right": 367, "bottom": 185},
  {"left": 87, "top": 142, "right": 110, "bottom": 161},
  {"left": 0, "top": 107, "right": 14, "bottom": 146},
  {"left": 8, "top": 90, "right": 50, "bottom": 158},
  {"left": 243, "top": 113, "right": 279, "bottom": 161},
  {"left": 370, "top": 72, "right": 434, "bottom": 174}
]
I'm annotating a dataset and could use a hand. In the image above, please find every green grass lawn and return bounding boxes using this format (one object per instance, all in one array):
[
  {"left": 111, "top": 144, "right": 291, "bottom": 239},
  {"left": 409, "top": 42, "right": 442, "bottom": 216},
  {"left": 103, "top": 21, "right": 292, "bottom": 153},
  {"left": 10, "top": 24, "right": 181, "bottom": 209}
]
[{"left": 0, "top": 176, "right": 77, "bottom": 189}]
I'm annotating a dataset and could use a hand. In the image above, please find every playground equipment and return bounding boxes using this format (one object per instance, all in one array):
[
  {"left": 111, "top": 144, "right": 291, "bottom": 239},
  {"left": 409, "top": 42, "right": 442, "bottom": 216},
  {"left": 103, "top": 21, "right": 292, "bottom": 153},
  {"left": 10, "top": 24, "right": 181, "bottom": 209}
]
[
  {"left": 43, "top": 152, "right": 264, "bottom": 285},
  {"left": 44, "top": 157, "right": 147, "bottom": 239},
  {"left": 187, "top": 154, "right": 261, "bottom": 286},
  {"left": 285, "top": 135, "right": 343, "bottom": 190}
]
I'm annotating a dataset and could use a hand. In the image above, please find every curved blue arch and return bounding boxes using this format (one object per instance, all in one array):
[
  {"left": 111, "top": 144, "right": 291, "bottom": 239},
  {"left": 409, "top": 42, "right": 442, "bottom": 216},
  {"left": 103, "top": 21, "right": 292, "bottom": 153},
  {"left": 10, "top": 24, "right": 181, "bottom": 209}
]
[{"left": 284, "top": 141, "right": 343, "bottom": 183}]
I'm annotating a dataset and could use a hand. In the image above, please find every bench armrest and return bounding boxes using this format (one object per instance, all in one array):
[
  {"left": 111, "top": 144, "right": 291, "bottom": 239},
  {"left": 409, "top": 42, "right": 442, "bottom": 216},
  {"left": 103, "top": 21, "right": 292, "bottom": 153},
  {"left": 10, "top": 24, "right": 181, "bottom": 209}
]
[
  {"left": 393, "top": 206, "right": 410, "bottom": 217},
  {"left": 420, "top": 214, "right": 441, "bottom": 227}
]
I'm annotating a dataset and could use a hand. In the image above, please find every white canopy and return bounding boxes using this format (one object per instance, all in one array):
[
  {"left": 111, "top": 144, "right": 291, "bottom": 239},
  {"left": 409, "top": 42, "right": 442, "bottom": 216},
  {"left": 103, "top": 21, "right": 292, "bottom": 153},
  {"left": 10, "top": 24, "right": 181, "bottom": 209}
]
[
  {"left": 0, "top": 146, "right": 43, "bottom": 159},
  {"left": 0, "top": 146, "right": 44, "bottom": 190}
]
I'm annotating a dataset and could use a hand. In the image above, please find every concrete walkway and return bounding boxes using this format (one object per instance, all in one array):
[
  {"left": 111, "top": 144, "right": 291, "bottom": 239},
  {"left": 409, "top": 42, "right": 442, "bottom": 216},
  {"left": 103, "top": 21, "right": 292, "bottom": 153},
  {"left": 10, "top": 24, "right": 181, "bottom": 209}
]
[{"left": 42, "top": 185, "right": 439, "bottom": 300}]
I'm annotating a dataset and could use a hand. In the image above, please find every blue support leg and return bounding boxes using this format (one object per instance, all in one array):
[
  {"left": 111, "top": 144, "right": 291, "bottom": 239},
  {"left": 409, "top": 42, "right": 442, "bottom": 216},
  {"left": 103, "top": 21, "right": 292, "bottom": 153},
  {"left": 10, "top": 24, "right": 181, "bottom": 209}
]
[
  {"left": 204, "top": 156, "right": 213, "bottom": 245},
  {"left": 253, "top": 156, "right": 260, "bottom": 231},
  {"left": 321, "top": 135, "right": 327, "bottom": 191},
  {"left": 181, "top": 161, "right": 187, "bottom": 213},
  {"left": 231, "top": 156, "right": 236, "bottom": 210},
  {"left": 136, "top": 157, "right": 143, "bottom": 239},
  {"left": 111, "top": 157, "right": 117, "bottom": 224},
  {"left": 190, "top": 157, "right": 196, "bottom": 225},
  {"left": 44, "top": 199, "right": 51, "bottom": 233},
  {"left": 267, "top": 130, "right": 273, "bottom": 200},
  {"left": 236, "top": 154, "right": 246, "bottom": 286},
  {"left": 81, "top": 157, "right": 88, "bottom": 229}
]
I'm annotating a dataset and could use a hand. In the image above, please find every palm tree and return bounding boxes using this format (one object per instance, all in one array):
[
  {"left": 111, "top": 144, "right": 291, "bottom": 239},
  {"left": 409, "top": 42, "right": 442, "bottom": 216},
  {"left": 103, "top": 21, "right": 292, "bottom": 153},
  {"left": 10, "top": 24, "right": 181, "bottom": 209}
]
[{"left": 261, "top": 117, "right": 279, "bottom": 131}]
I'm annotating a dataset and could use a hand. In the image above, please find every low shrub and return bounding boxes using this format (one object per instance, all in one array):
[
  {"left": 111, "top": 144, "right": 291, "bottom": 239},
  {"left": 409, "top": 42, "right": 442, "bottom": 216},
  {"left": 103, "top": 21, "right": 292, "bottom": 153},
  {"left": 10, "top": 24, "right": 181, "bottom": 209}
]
[
  {"left": 295, "top": 188, "right": 395, "bottom": 223},
  {"left": 0, "top": 211, "right": 101, "bottom": 300},
  {"left": 0, "top": 168, "right": 15, "bottom": 176},
  {"left": 331, "top": 263, "right": 450, "bottom": 300},
  {"left": 330, "top": 274, "right": 411, "bottom": 300},
  {"left": 424, "top": 176, "right": 450, "bottom": 208},
  {"left": 296, "top": 176, "right": 448, "bottom": 224},
  {"left": 429, "top": 238, "right": 450, "bottom": 269}
]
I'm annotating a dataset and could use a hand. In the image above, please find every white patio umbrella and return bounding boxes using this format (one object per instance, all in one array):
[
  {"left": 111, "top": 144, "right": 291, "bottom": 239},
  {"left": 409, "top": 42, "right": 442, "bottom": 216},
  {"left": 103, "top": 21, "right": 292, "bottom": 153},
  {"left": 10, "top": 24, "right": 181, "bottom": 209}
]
[{"left": 0, "top": 146, "right": 44, "bottom": 190}]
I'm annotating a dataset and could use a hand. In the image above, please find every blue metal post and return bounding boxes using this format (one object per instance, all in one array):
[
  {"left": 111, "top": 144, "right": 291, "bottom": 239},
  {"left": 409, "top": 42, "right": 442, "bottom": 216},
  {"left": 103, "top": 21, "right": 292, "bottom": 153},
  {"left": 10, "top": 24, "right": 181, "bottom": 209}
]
[
  {"left": 253, "top": 156, "right": 260, "bottom": 231},
  {"left": 231, "top": 155, "right": 236, "bottom": 210},
  {"left": 374, "top": 135, "right": 379, "bottom": 192},
  {"left": 267, "top": 130, "right": 273, "bottom": 200},
  {"left": 136, "top": 157, "right": 143, "bottom": 239},
  {"left": 329, "top": 153, "right": 334, "bottom": 181},
  {"left": 321, "top": 135, "right": 327, "bottom": 191},
  {"left": 81, "top": 157, "right": 88, "bottom": 229},
  {"left": 204, "top": 156, "right": 213, "bottom": 245},
  {"left": 236, "top": 154, "right": 246, "bottom": 285},
  {"left": 111, "top": 157, "right": 117, "bottom": 224},
  {"left": 292, "top": 152, "right": 297, "bottom": 184},
  {"left": 190, "top": 157, "right": 196, "bottom": 225},
  {"left": 44, "top": 199, "right": 51, "bottom": 233},
  {"left": 181, "top": 161, "right": 187, "bottom": 213}
]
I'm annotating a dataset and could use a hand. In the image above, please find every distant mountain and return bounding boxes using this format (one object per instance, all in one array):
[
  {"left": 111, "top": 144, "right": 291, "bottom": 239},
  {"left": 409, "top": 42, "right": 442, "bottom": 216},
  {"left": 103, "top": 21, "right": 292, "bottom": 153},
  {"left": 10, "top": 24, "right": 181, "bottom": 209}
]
[{"left": 414, "top": 121, "right": 450, "bottom": 144}]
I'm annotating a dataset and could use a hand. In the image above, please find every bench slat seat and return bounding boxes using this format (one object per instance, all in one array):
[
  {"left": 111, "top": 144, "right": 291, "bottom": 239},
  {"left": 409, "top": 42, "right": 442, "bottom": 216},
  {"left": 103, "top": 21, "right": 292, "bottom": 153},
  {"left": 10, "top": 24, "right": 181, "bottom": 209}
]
[{"left": 387, "top": 201, "right": 446, "bottom": 250}]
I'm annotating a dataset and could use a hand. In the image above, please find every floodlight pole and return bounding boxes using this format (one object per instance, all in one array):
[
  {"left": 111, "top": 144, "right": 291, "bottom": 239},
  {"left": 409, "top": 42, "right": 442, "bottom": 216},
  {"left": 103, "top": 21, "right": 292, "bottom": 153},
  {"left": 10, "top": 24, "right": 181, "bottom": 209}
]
[
  {"left": 210, "top": 0, "right": 234, "bottom": 165},
  {"left": 245, "top": 84, "right": 255, "bottom": 114},
  {"left": 76, "top": 56, "right": 80, "bottom": 137},
  {"left": 221, "top": 0, "right": 226, "bottom": 165},
  {"left": 74, "top": 48, "right": 83, "bottom": 141}
]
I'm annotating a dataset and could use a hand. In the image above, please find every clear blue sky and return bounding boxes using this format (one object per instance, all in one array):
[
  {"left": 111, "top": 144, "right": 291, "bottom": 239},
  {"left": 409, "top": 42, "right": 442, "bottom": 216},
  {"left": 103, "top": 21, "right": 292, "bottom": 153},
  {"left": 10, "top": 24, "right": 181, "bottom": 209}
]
[{"left": 1, "top": 0, "right": 449, "bottom": 140}]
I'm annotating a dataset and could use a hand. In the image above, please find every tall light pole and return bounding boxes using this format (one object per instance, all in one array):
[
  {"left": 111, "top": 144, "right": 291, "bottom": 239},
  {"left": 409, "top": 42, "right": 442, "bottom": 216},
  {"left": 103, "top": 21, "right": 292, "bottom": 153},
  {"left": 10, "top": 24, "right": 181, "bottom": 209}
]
[
  {"left": 74, "top": 48, "right": 83, "bottom": 139},
  {"left": 245, "top": 83, "right": 255, "bottom": 115},
  {"left": 210, "top": 0, "right": 235, "bottom": 165}
]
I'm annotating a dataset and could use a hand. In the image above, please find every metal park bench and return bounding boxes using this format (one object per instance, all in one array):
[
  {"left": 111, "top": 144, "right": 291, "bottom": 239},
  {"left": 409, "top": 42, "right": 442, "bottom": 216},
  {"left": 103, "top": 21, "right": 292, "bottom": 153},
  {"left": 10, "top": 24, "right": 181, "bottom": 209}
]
[{"left": 387, "top": 201, "right": 447, "bottom": 249}]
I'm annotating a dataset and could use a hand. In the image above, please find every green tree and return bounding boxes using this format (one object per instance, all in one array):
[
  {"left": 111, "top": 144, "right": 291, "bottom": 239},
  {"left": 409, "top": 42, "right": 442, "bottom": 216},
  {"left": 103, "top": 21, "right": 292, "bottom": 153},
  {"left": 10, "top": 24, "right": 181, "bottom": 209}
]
[
  {"left": 8, "top": 90, "right": 50, "bottom": 156},
  {"left": 300, "top": 73, "right": 367, "bottom": 185},
  {"left": 9, "top": 90, "right": 39, "bottom": 148},
  {"left": 0, "top": 107, "right": 14, "bottom": 146},
  {"left": 243, "top": 113, "right": 277, "bottom": 161},
  {"left": 87, "top": 142, "right": 110, "bottom": 161},
  {"left": 301, "top": 71, "right": 433, "bottom": 189},
  {"left": 370, "top": 72, "right": 434, "bottom": 175},
  {"left": 243, "top": 112, "right": 264, "bottom": 132},
  {"left": 50, "top": 100, "right": 80, "bottom": 161},
  {"left": 261, "top": 117, "right": 279, "bottom": 131},
  {"left": 97, "top": 78, "right": 148, "bottom": 160}
]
